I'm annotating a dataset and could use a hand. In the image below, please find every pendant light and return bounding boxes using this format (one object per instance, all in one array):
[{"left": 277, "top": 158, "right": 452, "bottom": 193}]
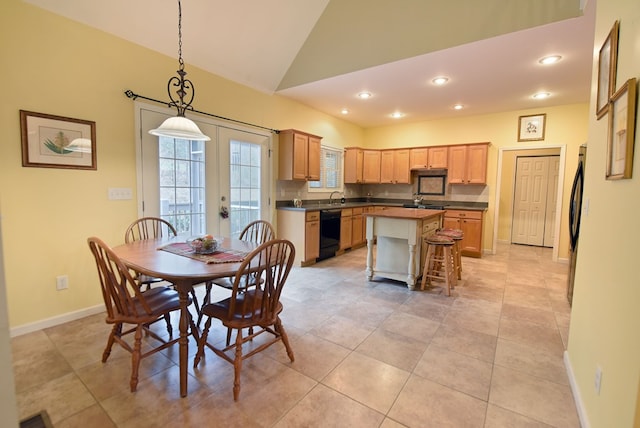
[{"left": 149, "top": 0, "right": 210, "bottom": 141}]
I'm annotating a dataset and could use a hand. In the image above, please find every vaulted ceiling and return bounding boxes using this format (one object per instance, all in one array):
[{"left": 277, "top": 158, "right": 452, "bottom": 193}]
[{"left": 24, "top": 0, "right": 595, "bottom": 127}]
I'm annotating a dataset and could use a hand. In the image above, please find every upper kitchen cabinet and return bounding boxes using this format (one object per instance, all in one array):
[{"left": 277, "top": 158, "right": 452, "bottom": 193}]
[
  {"left": 410, "top": 146, "right": 448, "bottom": 169},
  {"left": 447, "top": 143, "right": 489, "bottom": 184},
  {"left": 362, "top": 150, "right": 381, "bottom": 183},
  {"left": 278, "top": 129, "right": 321, "bottom": 181},
  {"left": 344, "top": 147, "right": 364, "bottom": 184},
  {"left": 380, "top": 149, "right": 410, "bottom": 184}
]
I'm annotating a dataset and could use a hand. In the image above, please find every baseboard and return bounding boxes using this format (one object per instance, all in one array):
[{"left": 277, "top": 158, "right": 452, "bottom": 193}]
[
  {"left": 564, "top": 350, "right": 590, "bottom": 428},
  {"left": 10, "top": 304, "right": 104, "bottom": 337}
]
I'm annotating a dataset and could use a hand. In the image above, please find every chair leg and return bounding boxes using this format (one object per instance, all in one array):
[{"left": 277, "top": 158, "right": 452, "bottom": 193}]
[
  {"left": 197, "top": 282, "right": 213, "bottom": 328},
  {"left": 193, "top": 317, "right": 212, "bottom": 368},
  {"left": 164, "top": 313, "right": 173, "bottom": 337},
  {"left": 130, "top": 325, "right": 143, "bottom": 392},
  {"left": 275, "top": 318, "right": 295, "bottom": 362},
  {"left": 102, "top": 324, "right": 120, "bottom": 362},
  {"left": 233, "top": 329, "right": 244, "bottom": 401}
]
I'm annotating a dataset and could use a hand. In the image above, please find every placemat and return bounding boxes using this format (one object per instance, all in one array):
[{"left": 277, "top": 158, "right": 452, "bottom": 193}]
[{"left": 159, "top": 242, "right": 248, "bottom": 264}]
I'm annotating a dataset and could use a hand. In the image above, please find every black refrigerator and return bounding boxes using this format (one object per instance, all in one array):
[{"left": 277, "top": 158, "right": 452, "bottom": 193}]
[{"left": 567, "top": 144, "right": 586, "bottom": 306}]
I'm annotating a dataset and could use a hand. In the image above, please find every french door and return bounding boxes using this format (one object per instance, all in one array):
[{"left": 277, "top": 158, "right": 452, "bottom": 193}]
[{"left": 137, "top": 105, "right": 271, "bottom": 238}]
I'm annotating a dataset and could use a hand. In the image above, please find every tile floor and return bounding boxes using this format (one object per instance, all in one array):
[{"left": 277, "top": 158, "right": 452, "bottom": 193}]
[{"left": 12, "top": 243, "right": 580, "bottom": 427}]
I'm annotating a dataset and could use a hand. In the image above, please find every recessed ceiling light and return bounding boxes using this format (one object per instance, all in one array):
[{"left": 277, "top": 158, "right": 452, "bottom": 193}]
[
  {"left": 532, "top": 92, "right": 551, "bottom": 99},
  {"left": 390, "top": 112, "right": 405, "bottom": 119},
  {"left": 432, "top": 76, "right": 449, "bottom": 85},
  {"left": 539, "top": 55, "right": 562, "bottom": 65},
  {"left": 453, "top": 104, "right": 464, "bottom": 110},
  {"left": 341, "top": 108, "right": 349, "bottom": 115},
  {"left": 357, "top": 91, "right": 372, "bottom": 99}
]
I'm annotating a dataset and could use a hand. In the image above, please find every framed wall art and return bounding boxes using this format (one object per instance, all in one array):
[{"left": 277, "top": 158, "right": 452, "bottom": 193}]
[
  {"left": 596, "top": 20, "right": 619, "bottom": 119},
  {"left": 606, "top": 78, "right": 637, "bottom": 180},
  {"left": 20, "top": 110, "right": 97, "bottom": 170},
  {"left": 518, "top": 113, "right": 546, "bottom": 142}
]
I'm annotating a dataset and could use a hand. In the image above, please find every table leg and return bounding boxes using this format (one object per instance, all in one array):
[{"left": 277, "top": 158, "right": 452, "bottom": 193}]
[{"left": 177, "top": 281, "right": 190, "bottom": 397}]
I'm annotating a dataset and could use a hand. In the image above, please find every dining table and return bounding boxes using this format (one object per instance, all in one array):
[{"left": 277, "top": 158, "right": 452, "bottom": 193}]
[{"left": 111, "top": 235, "right": 259, "bottom": 397}]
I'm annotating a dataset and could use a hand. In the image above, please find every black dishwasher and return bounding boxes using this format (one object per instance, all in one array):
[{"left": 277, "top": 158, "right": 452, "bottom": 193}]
[{"left": 319, "top": 209, "right": 341, "bottom": 261}]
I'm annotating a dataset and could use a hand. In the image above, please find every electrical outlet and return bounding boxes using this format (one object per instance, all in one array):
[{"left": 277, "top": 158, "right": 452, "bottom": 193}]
[
  {"left": 594, "top": 365, "right": 602, "bottom": 395},
  {"left": 56, "top": 275, "right": 69, "bottom": 291}
]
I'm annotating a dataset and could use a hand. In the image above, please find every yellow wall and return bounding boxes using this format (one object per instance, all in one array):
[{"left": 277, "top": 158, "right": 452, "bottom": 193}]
[
  {"left": 566, "top": 0, "right": 640, "bottom": 426},
  {"left": 363, "top": 104, "right": 588, "bottom": 259},
  {"left": 0, "top": 0, "right": 363, "bottom": 327}
]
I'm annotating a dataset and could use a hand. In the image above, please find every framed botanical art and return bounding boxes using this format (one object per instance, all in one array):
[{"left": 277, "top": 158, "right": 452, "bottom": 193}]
[
  {"left": 20, "top": 110, "right": 97, "bottom": 170},
  {"left": 596, "top": 20, "right": 619, "bottom": 119},
  {"left": 518, "top": 113, "right": 546, "bottom": 142},
  {"left": 606, "top": 78, "right": 637, "bottom": 180}
]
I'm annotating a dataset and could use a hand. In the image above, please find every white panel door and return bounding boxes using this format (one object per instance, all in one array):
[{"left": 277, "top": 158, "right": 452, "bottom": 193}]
[
  {"left": 543, "top": 157, "right": 560, "bottom": 247},
  {"left": 512, "top": 157, "right": 549, "bottom": 246}
]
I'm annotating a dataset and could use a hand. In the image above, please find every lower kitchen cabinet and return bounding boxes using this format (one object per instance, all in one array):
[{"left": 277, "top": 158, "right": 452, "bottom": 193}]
[
  {"left": 443, "top": 209, "right": 483, "bottom": 257},
  {"left": 339, "top": 209, "right": 353, "bottom": 250},
  {"left": 351, "top": 207, "right": 364, "bottom": 247},
  {"left": 278, "top": 210, "right": 320, "bottom": 266},
  {"left": 305, "top": 212, "right": 320, "bottom": 261}
]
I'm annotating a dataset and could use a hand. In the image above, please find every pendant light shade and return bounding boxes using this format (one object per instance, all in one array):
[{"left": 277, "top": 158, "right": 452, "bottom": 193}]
[
  {"left": 149, "top": 0, "right": 210, "bottom": 142},
  {"left": 149, "top": 116, "right": 210, "bottom": 141}
]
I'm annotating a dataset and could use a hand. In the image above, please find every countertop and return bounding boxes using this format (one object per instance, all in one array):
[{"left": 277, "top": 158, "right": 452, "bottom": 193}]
[
  {"left": 363, "top": 207, "right": 445, "bottom": 220},
  {"left": 276, "top": 200, "right": 487, "bottom": 212}
]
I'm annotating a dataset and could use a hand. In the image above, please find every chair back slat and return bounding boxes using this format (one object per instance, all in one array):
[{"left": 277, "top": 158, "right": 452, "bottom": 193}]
[
  {"left": 124, "top": 217, "right": 177, "bottom": 243},
  {"left": 228, "top": 239, "right": 294, "bottom": 325},
  {"left": 239, "top": 220, "right": 275, "bottom": 245},
  {"left": 88, "top": 237, "right": 154, "bottom": 321}
]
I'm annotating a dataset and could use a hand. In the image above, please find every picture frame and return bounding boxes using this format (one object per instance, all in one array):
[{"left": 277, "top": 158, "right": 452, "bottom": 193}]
[
  {"left": 518, "top": 113, "right": 546, "bottom": 142},
  {"left": 596, "top": 20, "right": 619, "bottom": 119},
  {"left": 606, "top": 78, "right": 637, "bottom": 180},
  {"left": 20, "top": 110, "right": 96, "bottom": 170}
]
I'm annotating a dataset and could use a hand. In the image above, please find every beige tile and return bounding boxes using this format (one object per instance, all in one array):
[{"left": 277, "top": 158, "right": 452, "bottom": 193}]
[
  {"left": 356, "top": 328, "right": 429, "bottom": 371},
  {"left": 494, "top": 338, "right": 569, "bottom": 385},
  {"left": 484, "top": 404, "right": 554, "bottom": 427},
  {"left": 55, "top": 404, "right": 117, "bottom": 428},
  {"left": 442, "top": 307, "right": 500, "bottom": 336},
  {"left": 388, "top": 374, "right": 487, "bottom": 427},
  {"left": 431, "top": 324, "right": 497, "bottom": 362},
  {"left": 273, "top": 384, "right": 384, "bottom": 427},
  {"left": 501, "top": 303, "right": 557, "bottom": 328},
  {"left": 323, "top": 352, "right": 410, "bottom": 414},
  {"left": 498, "top": 318, "right": 565, "bottom": 356},
  {"left": 17, "top": 373, "right": 96, "bottom": 424},
  {"left": 489, "top": 365, "right": 580, "bottom": 428},
  {"left": 380, "top": 311, "right": 440, "bottom": 343},
  {"left": 309, "top": 314, "right": 375, "bottom": 350}
]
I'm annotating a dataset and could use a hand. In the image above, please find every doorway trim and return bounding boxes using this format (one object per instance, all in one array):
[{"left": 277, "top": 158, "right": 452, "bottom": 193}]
[{"left": 492, "top": 144, "right": 566, "bottom": 261}]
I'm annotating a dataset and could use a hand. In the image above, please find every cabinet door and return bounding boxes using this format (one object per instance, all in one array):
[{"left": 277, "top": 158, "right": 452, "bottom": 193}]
[
  {"left": 344, "top": 148, "right": 363, "bottom": 183},
  {"left": 443, "top": 216, "right": 460, "bottom": 230},
  {"left": 460, "top": 218, "right": 482, "bottom": 255},
  {"left": 307, "top": 136, "right": 321, "bottom": 181},
  {"left": 352, "top": 214, "right": 363, "bottom": 246},
  {"left": 363, "top": 150, "right": 381, "bottom": 183},
  {"left": 380, "top": 150, "right": 394, "bottom": 183},
  {"left": 447, "top": 145, "right": 467, "bottom": 184},
  {"left": 410, "top": 147, "right": 429, "bottom": 169},
  {"left": 466, "top": 144, "right": 488, "bottom": 184},
  {"left": 428, "top": 146, "right": 448, "bottom": 169},
  {"left": 305, "top": 220, "right": 320, "bottom": 261},
  {"left": 292, "top": 133, "right": 309, "bottom": 180},
  {"left": 340, "top": 216, "right": 352, "bottom": 250},
  {"left": 393, "top": 149, "right": 411, "bottom": 183}
]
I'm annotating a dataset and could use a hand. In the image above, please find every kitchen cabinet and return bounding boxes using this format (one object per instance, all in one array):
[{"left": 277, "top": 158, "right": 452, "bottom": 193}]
[
  {"left": 380, "top": 149, "right": 410, "bottom": 184},
  {"left": 351, "top": 207, "right": 365, "bottom": 247},
  {"left": 339, "top": 208, "right": 353, "bottom": 250},
  {"left": 362, "top": 150, "right": 381, "bottom": 183},
  {"left": 277, "top": 209, "right": 320, "bottom": 266},
  {"left": 278, "top": 129, "right": 321, "bottom": 181},
  {"left": 447, "top": 143, "right": 489, "bottom": 184},
  {"left": 443, "top": 209, "right": 484, "bottom": 257},
  {"left": 344, "top": 147, "right": 364, "bottom": 184},
  {"left": 410, "top": 146, "right": 448, "bottom": 169}
]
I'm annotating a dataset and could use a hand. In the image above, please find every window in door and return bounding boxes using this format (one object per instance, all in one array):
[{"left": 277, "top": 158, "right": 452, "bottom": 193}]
[
  {"left": 158, "top": 136, "right": 206, "bottom": 235},
  {"left": 229, "top": 140, "right": 261, "bottom": 238}
]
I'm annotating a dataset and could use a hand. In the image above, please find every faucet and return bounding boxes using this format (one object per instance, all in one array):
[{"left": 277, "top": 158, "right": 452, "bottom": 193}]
[{"left": 329, "top": 191, "right": 341, "bottom": 205}]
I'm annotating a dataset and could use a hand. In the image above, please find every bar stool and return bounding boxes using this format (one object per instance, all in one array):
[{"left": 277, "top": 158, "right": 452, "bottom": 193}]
[
  {"left": 420, "top": 234, "right": 456, "bottom": 296},
  {"left": 436, "top": 228, "right": 463, "bottom": 280}
]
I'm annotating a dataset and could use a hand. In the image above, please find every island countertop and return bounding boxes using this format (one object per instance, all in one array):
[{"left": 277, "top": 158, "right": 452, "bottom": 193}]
[{"left": 364, "top": 207, "right": 445, "bottom": 220}]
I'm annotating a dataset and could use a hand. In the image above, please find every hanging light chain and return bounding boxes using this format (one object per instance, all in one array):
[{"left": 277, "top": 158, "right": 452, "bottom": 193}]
[{"left": 166, "top": 0, "right": 194, "bottom": 117}]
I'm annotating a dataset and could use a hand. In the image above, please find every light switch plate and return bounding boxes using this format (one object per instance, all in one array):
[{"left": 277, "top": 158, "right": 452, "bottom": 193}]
[{"left": 108, "top": 187, "right": 133, "bottom": 200}]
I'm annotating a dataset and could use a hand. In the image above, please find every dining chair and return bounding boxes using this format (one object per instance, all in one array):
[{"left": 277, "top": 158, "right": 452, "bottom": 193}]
[
  {"left": 197, "top": 220, "right": 275, "bottom": 326},
  {"left": 193, "top": 239, "right": 296, "bottom": 401},
  {"left": 87, "top": 236, "right": 197, "bottom": 392},
  {"left": 125, "top": 217, "right": 200, "bottom": 333}
]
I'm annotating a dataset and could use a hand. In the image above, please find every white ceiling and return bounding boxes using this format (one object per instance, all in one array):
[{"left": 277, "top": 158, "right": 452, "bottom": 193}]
[{"left": 23, "top": 0, "right": 596, "bottom": 128}]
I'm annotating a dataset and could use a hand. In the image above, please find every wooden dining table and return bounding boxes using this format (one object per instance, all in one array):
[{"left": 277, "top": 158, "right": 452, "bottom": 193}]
[{"left": 111, "top": 235, "right": 259, "bottom": 397}]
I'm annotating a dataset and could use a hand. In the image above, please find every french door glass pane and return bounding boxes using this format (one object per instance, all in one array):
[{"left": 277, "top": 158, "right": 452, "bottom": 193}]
[
  {"left": 229, "top": 140, "right": 260, "bottom": 239},
  {"left": 158, "top": 137, "right": 206, "bottom": 235}
]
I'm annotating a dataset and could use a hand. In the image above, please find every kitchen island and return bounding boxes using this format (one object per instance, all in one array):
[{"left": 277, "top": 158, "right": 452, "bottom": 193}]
[{"left": 364, "top": 207, "right": 444, "bottom": 289}]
